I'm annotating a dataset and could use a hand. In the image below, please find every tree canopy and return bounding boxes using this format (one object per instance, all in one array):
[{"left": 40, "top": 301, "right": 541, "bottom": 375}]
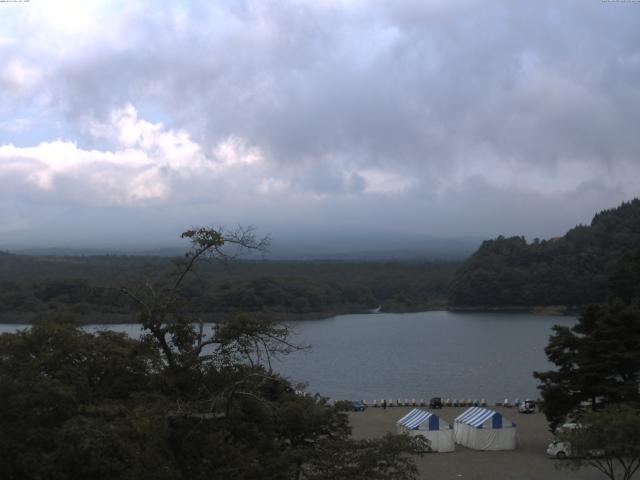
[
  {"left": 0, "top": 252, "right": 455, "bottom": 324},
  {"left": 558, "top": 405, "right": 640, "bottom": 480},
  {"left": 451, "top": 199, "right": 640, "bottom": 307},
  {"left": 0, "top": 227, "right": 424, "bottom": 480},
  {"left": 534, "top": 250, "right": 640, "bottom": 430}
]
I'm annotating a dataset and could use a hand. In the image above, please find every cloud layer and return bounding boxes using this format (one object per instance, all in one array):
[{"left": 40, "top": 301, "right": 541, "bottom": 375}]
[{"left": 1, "top": 0, "right": 639, "bottom": 245}]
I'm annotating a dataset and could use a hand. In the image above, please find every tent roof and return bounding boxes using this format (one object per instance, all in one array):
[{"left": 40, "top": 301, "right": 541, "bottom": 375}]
[
  {"left": 455, "top": 407, "right": 500, "bottom": 427},
  {"left": 397, "top": 409, "right": 437, "bottom": 430}
]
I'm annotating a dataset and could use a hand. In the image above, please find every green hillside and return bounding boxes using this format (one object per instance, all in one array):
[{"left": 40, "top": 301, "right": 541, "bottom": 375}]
[{"left": 450, "top": 199, "right": 640, "bottom": 307}]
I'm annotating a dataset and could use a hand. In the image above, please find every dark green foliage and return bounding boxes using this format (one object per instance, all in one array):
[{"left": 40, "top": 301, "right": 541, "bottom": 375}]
[
  {"left": 0, "top": 254, "right": 456, "bottom": 322},
  {"left": 535, "top": 252, "right": 640, "bottom": 430},
  {"left": 0, "top": 316, "right": 421, "bottom": 479},
  {"left": 558, "top": 405, "right": 640, "bottom": 480},
  {"left": 302, "top": 434, "right": 426, "bottom": 480},
  {"left": 209, "top": 275, "right": 376, "bottom": 314},
  {"left": 0, "top": 227, "right": 423, "bottom": 479},
  {"left": 451, "top": 199, "right": 640, "bottom": 307},
  {"left": 0, "top": 321, "right": 169, "bottom": 479},
  {"left": 608, "top": 250, "right": 640, "bottom": 306}
]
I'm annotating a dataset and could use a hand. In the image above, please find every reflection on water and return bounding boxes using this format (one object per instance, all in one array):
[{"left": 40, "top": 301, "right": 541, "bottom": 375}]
[{"left": 0, "top": 311, "right": 574, "bottom": 402}]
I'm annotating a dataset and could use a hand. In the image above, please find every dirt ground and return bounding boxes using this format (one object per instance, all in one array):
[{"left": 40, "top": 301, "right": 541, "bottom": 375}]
[{"left": 349, "top": 406, "right": 605, "bottom": 480}]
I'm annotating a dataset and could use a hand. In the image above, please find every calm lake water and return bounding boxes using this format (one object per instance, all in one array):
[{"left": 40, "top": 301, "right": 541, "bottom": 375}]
[{"left": 0, "top": 311, "right": 574, "bottom": 403}]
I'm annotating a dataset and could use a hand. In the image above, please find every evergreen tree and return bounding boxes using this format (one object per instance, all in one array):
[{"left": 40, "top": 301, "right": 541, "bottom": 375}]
[
  {"left": 534, "top": 251, "right": 640, "bottom": 430},
  {"left": 451, "top": 199, "right": 640, "bottom": 307}
]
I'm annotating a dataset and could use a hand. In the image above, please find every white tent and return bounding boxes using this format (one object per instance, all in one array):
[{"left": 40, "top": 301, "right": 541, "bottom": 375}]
[
  {"left": 454, "top": 407, "right": 516, "bottom": 450},
  {"left": 396, "top": 408, "right": 455, "bottom": 452}
]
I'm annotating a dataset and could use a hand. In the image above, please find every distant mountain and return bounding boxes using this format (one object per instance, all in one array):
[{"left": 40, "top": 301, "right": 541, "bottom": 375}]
[
  {"left": 266, "top": 235, "right": 482, "bottom": 261},
  {"left": 0, "top": 246, "right": 187, "bottom": 257},
  {"left": 3, "top": 235, "right": 483, "bottom": 261},
  {"left": 450, "top": 199, "right": 640, "bottom": 307}
]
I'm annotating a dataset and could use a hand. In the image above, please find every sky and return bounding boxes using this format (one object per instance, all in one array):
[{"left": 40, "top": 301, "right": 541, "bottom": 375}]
[{"left": 1, "top": 0, "right": 639, "bottom": 248}]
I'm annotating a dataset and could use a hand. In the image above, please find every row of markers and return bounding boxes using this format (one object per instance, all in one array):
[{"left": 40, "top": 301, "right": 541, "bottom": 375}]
[{"left": 365, "top": 399, "right": 528, "bottom": 407}]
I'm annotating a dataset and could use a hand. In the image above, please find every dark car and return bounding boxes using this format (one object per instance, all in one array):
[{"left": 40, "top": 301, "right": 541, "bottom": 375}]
[
  {"left": 429, "top": 397, "right": 443, "bottom": 409},
  {"left": 351, "top": 400, "right": 366, "bottom": 412}
]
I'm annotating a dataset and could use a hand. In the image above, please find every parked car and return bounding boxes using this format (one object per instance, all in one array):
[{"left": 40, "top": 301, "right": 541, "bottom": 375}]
[
  {"left": 546, "top": 440, "right": 604, "bottom": 459},
  {"left": 546, "top": 439, "right": 571, "bottom": 459},
  {"left": 351, "top": 400, "right": 366, "bottom": 412},
  {"left": 518, "top": 399, "right": 536, "bottom": 413},
  {"left": 429, "top": 397, "right": 443, "bottom": 409},
  {"left": 546, "top": 423, "right": 604, "bottom": 459}
]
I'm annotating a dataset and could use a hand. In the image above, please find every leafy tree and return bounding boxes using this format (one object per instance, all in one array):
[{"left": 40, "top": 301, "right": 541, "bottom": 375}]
[
  {"left": 534, "top": 302, "right": 640, "bottom": 429},
  {"left": 302, "top": 434, "right": 426, "bottom": 480},
  {"left": 558, "top": 404, "right": 640, "bottom": 480},
  {"left": 0, "top": 319, "right": 168, "bottom": 480},
  {"left": 0, "top": 226, "right": 424, "bottom": 479},
  {"left": 535, "top": 251, "right": 640, "bottom": 429}
]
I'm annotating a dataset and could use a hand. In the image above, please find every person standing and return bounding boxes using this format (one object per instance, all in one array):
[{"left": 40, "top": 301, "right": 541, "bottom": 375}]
[{"left": 382, "top": 399, "right": 387, "bottom": 412}]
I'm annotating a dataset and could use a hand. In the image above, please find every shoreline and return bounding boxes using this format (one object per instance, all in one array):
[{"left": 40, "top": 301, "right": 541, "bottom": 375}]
[
  {"left": 0, "top": 304, "right": 580, "bottom": 325},
  {"left": 447, "top": 304, "right": 582, "bottom": 316}
]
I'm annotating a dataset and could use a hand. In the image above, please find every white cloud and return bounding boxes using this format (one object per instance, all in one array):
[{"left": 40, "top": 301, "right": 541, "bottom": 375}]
[
  {"left": 258, "top": 177, "right": 291, "bottom": 194},
  {"left": 359, "top": 169, "right": 416, "bottom": 195},
  {"left": 0, "top": 36, "right": 15, "bottom": 47},
  {"left": 0, "top": 118, "right": 30, "bottom": 133},
  {"left": 0, "top": 0, "right": 639, "bottom": 243},
  {"left": 0, "top": 105, "right": 236, "bottom": 205},
  {"left": 0, "top": 138, "right": 165, "bottom": 203},
  {"left": 213, "top": 136, "right": 264, "bottom": 168},
  {"left": 1, "top": 60, "right": 41, "bottom": 91}
]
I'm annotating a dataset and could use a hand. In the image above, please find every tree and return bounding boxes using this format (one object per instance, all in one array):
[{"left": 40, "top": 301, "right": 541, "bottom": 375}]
[
  {"left": 451, "top": 199, "right": 640, "bottom": 308},
  {"left": 0, "top": 226, "right": 424, "bottom": 479},
  {"left": 558, "top": 404, "right": 640, "bottom": 480},
  {"left": 534, "top": 249, "right": 640, "bottom": 430},
  {"left": 302, "top": 434, "right": 427, "bottom": 480},
  {"left": 120, "top": 225, "right": 272, "bottom": 373},
  {"left": 608, "top": 250, "right": 640, "bottom": 306},
  {"left": 0, "top": 318, "right": 171, "bottom": 480},
  {"left": 534, "top": 301, "right": 640, "bottom": 429},
  {"left": 534, "top": 251, "right": 640, "bottom": 480}
]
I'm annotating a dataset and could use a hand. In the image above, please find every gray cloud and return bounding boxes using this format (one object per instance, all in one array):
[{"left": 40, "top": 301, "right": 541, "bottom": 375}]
[{"left": 0, "top": 0, "right": 639, "bottom": 246}]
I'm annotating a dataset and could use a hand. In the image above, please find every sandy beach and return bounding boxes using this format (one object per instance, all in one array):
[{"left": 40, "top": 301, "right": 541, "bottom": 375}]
[{"left": 349, "top": 406, "right": 604, "bottom": 480}]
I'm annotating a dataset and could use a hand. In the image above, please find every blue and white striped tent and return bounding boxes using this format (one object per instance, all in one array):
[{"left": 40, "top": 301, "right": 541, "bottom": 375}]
[
  {"left": 396, "top": 409, "right": 454, "bottom": 452},
  {"left": 454, "top": 407, "right": 516, "bottom": 450}
]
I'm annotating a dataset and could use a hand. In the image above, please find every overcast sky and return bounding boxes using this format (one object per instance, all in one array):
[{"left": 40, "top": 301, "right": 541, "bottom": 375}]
[{"left": 1, "top": 0, "right": 639, "bottom": 247}]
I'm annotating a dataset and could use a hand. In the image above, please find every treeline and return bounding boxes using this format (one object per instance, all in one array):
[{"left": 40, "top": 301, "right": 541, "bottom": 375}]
[
  {"left": 7, "top": 199, "right": 638, "bottom": 318},
  {"left": 0, "top": 228, "right": 424, "bottom": 479},
  {"left": 0, "top": 254, "right": 456, "bottom": 322},
  {"left": 450, "top": 199, "right": 640, "bottom": 307}
]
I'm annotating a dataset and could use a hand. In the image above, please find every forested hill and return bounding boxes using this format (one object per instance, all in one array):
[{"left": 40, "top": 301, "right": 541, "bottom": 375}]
[
  {"left": 0, "top": 253, "right": 456, "bottom": 323},
  {"left": 450, "top": 199, "right": 640, "bottom": 307}
]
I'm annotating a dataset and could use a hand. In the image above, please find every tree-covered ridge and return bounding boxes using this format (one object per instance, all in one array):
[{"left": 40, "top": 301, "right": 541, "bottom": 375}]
[
  {"left": 0, "top": 254, "right": 456, "bottom": 323},
  {"left": 450, "top": 199, "right": 640, "bottom": 307}
]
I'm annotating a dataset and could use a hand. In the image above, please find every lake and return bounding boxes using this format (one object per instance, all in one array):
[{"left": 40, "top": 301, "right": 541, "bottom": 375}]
[
  {"left": 0, "top": 311, "right": 574, "bottom": 403},
  {"left": 275, "top": 311, "right": 574, "bottom": 403}
]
